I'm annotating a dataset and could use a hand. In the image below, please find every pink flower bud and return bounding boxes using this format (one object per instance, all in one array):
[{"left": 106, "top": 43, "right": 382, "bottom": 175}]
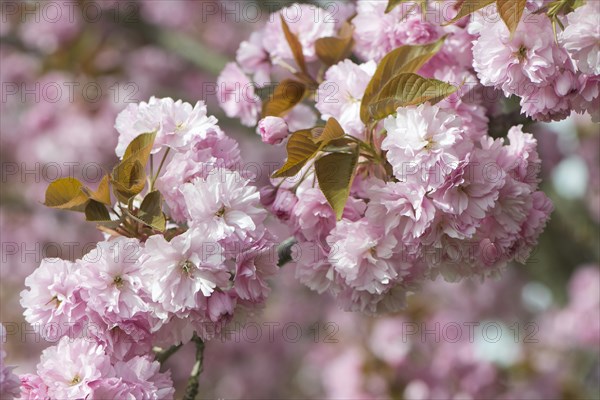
[{"left": 258, "top": 116, "right": 288, "bottom": 145}]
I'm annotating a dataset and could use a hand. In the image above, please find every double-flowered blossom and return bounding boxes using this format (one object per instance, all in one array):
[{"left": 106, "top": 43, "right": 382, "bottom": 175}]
[
  {"left": 471, "top": 3, "right": 599, "bottom": 121},
  {"left": 20, "top": 96, "right": 277, "bottom": 395},
  {"left": 352, "top": 0, "right": 441, "bottom": 62},
  {"left": 21, "top": 337, "right": 174, "bottom": 399},
  {"left": 115, "top": 96, "right": 218, "bottom": 157},
  {"left": 316, "top": 60, "right": 377, "bottom": 139}
]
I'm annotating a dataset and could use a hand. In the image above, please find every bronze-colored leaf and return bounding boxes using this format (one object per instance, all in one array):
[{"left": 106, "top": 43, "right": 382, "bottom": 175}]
[
  {"left": 368, "top": 73, "right": 457, "bottom": 120},
  {"left": 315, "top": 150, "right": 359, "bottom": 220},
  {"left": 86, "top": 174, "right": 111, "bottom": 205},
  {"left": 272, "top": 129, "right": 321, "bottom": 178},
  {"left": 111, "top": 160, "right": 146, "bottom": 202},
  {"left": 497, "top": 0, "right": 527, "bottom": 34},
  {"left": 360, "top": 37, "right": 447, "bottom": 123},
  {"left": 280, "top": 14, "right": 307, "bottom": 74},
  {"left": 312, "top": 117, "right": 345, "bottom": 143},
  {"left": 262, "top": 79, "right": 306, "bottom": 118},
  {"left": 315, "top": 22, "right": 354, "bottom": 66},
  {"left": 137, "top": 190, "right": 166, "bottom": 231},
  {"left": 85, "top": 199, "right": 112, "bottom": 222},
  {"left": 43, "top": 177, "right": 89, "bottom": 212}
]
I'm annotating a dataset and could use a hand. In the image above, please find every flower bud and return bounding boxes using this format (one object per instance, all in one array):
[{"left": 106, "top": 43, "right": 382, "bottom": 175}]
[{"left": 258, "top": 116, "right": 288, "bottom": 145}]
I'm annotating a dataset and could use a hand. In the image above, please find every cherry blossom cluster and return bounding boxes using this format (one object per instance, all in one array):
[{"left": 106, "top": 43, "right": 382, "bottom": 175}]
[
  {"left": 17, "top": 98, "right": 277, "bottom": 398},
  {"left": 215, "top": 1, "right": 564, "bottom": 313},
  {"left": 470, "top": 1, "right": 599, "bottom": 122}
]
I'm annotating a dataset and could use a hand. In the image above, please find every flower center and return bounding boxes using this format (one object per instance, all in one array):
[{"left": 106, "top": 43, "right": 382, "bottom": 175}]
[
  {"left": 215, "top": 205, "right": 226, "bottom": 217},
  {"left": 180, "top": 259, "right": 196, "bottom": 275},
  {"left": 516, "top": 45, "right": 527, "bottom": 62},
  {"left": 113, "top": 275, "right": 124, "bottom": 289},
  {"left": 45, "top": 295, "right": 61, "bottom": 309},
  {"left": 70, "top": 374, "right": 81, "bottom": 385}
]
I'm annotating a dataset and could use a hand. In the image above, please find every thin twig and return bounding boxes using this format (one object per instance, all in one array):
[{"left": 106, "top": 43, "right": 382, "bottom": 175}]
[
  {"left": 154, "top": 343, "right": 183, "bottom": 365},
  {"left": 183, "top": 334, "right": 205, "bottom": 400}
]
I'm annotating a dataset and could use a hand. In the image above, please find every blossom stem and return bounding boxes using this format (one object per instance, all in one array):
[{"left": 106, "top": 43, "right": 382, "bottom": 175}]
[
  {"left": 183, "top": 334, "right": 205, "bottom": 400},
  {"left": 154, "top": 343, "right": 182, "bottom": 365},
  {"left": 150, "top": 148, "right": 171, "bottom": 191}
]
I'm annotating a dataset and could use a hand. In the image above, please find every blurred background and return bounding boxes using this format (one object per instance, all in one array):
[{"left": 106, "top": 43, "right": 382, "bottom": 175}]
[{"left": 1, "top": 1, "right": 598, "bottom": 398}]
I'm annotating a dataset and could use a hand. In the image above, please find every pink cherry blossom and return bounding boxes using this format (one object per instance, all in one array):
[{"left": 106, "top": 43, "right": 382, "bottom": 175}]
[
  {"left": 382, "top": 104, "right": 463, "bottom": 185},
  {"left": 115, "top": 97, "right": 218, "bottom": 157},
  {"left": 20, "top": 258, "right": 87, "bottom": 340},
  {"left": 181, "top": 169, "right": 266, "bottom": 241},
  {"left": 316, "top": 59, "right": 377, "bottom": 138},
  {"left": 353, "top": 0, "right": 441, "bottom": 61},
  {"left": 140, "top": 231, "right": 229, "bottom": 317},
  {"left": 560, "top": 2, "right": 600, "bottom": 75},
  {"left": 327, "top": 218, "right": 399, "bottom": 295},
  {"left": 217, "top": 62, "right": 261, "bottom": 127},
  {"left": 36, "top": 337, "right": 112, "bottom": 399}
]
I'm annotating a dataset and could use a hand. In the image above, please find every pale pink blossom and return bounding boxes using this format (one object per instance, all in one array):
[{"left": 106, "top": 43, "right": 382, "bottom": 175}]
[
  {"left": 291, "top": 188, "right": 365, "bottom": 243},
  {"left": 217, "top": 62, "right": 261, "bottom": 126},
  {"left": 181, "top": 170, "right": 266, "bottom": 241},
  {"left": 20, "top": 258, "right": 87, "bottom": 340},
  {"left": 79, "top": 237, "right": 149, "bottom": 321},
  {"left": 560, "top": 2, "right": 600, "bottom": 75},
  {"left": 353, "top": 0, "right": 441, "bottom": 61},
  {"left": 140, "top": 232, "right": 228, "bottom": 317},
  {"left": 382, "top": 104, "right": 463, "bottom": 184},
  {"left": 327, "top": 219, "right": 399, "bottom": 294},
  {"left": 115, "top": 97, "right": 218, "bottom": 157},
  {"left": 316, "top": 59, "right": 377, "bottom": 138},
  {"left": 37, "top": 337, "right": 112, "bottom": 399},
  {"left": 233, "top": 234, "right": 278, "bottom": 304},
  {"left": 365, "top": 181, "right": 436, "bottom": 242},
  {"left": 19, "top": 374, "right": 48, "bottom": 400},
  {"left": 236, "top": 31, "right": 271, "bottom": 86}
]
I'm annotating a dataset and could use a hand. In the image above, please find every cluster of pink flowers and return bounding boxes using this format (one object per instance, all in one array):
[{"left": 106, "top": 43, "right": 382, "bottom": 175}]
[
  {"left": 471, "top": 1, "right": 600, "bottom": 122},
  {"left": 216, "top": 2, "right": 560, "bottom": 313},
  {"left": 285, "top": 107, "right": 552, "bottom": 313},
  {"left": 17, "top": 98, "right": 277, "bottom": 398}
]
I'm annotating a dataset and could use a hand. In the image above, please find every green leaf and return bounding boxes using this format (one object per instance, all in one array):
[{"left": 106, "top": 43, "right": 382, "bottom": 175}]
[
  {"left": 315, "top": 22, "right": 354, "bottom": 66},
  {"left": 315, "top": 150, "right": 359, "bottom": 220},
  {"left": 262, "top": 79, "right": 306, "bottom": 118},
  {"left": 280, "top": 14, "right": 307, "bottom": 74},
  {"left": 368, "top": 73, "right": 457, "bottom": 120},
  {"left": 43, "top": 177, "right": 89, "bottom": 211},
  {"left": 272, "top": 129, "right": 321, "bottom": 178},
  {"left": 443, "top": 0, "right": 495, "bottom": 25},
  {"left": 312, "top": 117, "right": 345, "bottom": 143},
  {"left": 360, "top": 37, "right": 447, "bottom": 123},
  {"left": 84, "top": 199, "right": 112, "bottom": 221},
  {"left": 497, "top": 0, "right": 527, "bottom": 34},
  {"left": 137, "top": 191, "right": 166, "bottom": 231}
]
